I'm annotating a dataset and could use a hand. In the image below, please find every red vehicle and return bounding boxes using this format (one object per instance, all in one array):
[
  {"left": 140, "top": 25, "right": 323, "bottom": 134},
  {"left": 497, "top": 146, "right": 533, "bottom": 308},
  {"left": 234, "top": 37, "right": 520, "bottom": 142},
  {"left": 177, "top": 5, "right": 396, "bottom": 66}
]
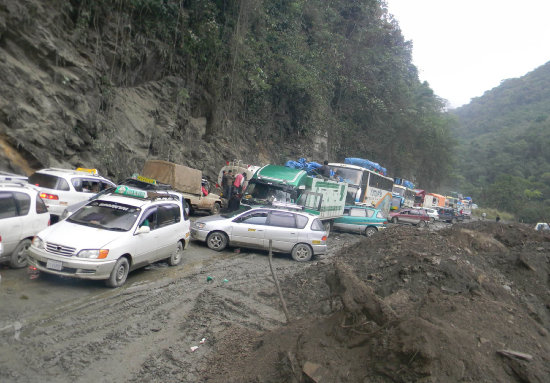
[{"left": 389, "top": 208, "right": 430, "bottom": 227}]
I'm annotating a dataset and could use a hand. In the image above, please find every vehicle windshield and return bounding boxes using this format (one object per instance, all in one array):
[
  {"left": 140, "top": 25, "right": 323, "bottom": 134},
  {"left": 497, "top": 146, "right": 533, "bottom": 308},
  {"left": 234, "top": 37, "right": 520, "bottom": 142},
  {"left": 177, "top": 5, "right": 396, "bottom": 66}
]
[
  {"left": 242, "top": 182, "right": 293, "bottom": 205},
  {"left": 67, "top": 200, "right": 140, "bottom": 231},
  {"left": 330, "top": 166, "right": 362, "bottom": 185}
]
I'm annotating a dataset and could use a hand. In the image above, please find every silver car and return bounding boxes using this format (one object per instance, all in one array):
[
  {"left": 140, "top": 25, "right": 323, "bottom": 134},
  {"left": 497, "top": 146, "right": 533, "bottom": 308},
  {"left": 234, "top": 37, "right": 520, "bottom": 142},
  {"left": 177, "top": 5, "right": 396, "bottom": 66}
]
[{"left": 191, "top": 207, "right": 327, "bottom": 262}]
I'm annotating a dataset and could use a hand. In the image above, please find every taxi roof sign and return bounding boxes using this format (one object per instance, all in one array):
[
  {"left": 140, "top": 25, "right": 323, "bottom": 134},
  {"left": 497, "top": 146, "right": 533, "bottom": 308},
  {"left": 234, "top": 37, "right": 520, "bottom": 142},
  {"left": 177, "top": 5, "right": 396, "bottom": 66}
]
[
  {"left": 115, "top": 185, "right": 148, "bottom": 198},
  {"left": 76, "top": 167, "right": 98, "bottom": 175},
  {"left": 131, "top": 173, "right": 157, "bottom": 185}
]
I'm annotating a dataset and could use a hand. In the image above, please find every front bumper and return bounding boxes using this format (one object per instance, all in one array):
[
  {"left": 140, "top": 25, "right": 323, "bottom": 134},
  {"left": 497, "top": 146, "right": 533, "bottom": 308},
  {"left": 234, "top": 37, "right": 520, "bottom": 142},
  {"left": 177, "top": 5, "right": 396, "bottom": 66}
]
[
  {"left": 28, "top": 247, "right": 117, "bottom": 280},
  {"left": 190, "top": 228, "right": 209, "bottom": 242}
]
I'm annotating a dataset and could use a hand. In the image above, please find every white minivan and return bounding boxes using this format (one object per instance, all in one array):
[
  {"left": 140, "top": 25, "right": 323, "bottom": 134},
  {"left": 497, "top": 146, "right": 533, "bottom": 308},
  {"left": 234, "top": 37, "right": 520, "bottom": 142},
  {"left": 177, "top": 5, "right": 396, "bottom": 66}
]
[
  {"left": 0, "top": 182, "right": 50, "bottom": 268},
  {"left": 28, "top": 186, "right": 190, "bottom": 287},
  {"left": 28, "top": 168, "right": 116, "bottom": 221}
]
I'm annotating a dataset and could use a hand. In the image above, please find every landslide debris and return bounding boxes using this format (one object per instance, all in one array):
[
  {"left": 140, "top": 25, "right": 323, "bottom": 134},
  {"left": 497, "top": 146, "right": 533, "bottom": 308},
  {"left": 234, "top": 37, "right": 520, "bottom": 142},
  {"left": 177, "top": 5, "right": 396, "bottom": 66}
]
[{"left": 204, "top": 222, "right": 550, "bottom": 383}]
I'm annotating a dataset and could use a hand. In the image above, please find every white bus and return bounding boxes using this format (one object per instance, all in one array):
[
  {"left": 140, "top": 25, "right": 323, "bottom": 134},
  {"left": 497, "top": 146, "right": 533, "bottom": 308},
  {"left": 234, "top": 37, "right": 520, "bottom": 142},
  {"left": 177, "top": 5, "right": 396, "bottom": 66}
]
[{"left": 329, "top": 162, "right": 394, "bottom": 214}]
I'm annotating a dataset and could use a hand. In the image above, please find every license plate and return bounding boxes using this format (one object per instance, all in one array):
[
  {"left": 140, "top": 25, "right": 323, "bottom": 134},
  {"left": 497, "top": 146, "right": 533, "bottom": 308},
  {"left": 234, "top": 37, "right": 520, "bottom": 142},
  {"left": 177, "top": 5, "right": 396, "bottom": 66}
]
[
  {"left": 46, "top": 259, "right": 63, "bottom": 271},
  {"left": 312, "top": 240, "right": 321, "bottom": 245}
]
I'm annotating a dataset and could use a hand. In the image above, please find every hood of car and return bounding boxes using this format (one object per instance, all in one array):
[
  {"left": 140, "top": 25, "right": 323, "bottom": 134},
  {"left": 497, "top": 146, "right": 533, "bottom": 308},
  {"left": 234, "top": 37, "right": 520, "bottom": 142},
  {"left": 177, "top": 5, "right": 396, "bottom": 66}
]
[
  {"left": 195, "top": 214, "right": 231, "bottom": 224},
  {"left": 37, "top": 220, "right": 127, "bottom": 250}
]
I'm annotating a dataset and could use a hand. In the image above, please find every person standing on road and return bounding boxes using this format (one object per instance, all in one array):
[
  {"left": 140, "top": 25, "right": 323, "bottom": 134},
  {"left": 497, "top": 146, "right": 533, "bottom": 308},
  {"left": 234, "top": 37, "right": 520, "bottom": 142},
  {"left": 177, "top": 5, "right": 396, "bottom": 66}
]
[
  {"left": 482, "top": 212, "right": 486, "bottom": 220},
  {"left": 223, "top": 170, "right": 233, "bottom": 199},
  {"left": 496, "top": 215, "right": 501, "bottom": 222},
  {"left": 233, "top": 172, "right": 245, "bottom": 194}
]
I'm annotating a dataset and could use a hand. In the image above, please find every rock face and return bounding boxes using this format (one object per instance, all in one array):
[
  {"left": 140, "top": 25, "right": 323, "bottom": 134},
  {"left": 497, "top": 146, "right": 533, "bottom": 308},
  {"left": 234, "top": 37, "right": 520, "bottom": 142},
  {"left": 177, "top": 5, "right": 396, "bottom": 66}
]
[{"left": 0, "top": 1, "right": 328, "bottom": 181}]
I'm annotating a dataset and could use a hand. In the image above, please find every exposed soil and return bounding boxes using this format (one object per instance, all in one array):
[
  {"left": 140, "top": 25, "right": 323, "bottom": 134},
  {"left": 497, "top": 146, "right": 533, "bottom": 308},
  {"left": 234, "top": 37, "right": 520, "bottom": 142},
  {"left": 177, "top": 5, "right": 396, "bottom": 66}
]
[{"left": 1, "top": 222, "right": 549, "bottom": 383}]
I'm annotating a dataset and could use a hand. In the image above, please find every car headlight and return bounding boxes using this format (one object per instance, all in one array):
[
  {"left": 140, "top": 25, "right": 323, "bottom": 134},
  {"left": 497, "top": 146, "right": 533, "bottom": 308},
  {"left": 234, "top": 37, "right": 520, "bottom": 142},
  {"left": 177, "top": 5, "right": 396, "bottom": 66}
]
[
  {"left": 32, "top": 236, "right": 45, "bottom": 250},
  {"left": 194, "top": 222, "right": 206, "bottom": 229},
  {"left": 77, "top": 249, "right": 109, "bottom": 259}
]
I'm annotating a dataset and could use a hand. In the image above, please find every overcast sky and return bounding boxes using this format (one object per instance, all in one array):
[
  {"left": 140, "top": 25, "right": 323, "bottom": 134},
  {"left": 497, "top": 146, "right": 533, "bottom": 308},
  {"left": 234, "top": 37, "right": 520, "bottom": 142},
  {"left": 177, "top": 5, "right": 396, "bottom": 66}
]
[{"left": 385, "top": 0, "right": 550, "bottom": 108}]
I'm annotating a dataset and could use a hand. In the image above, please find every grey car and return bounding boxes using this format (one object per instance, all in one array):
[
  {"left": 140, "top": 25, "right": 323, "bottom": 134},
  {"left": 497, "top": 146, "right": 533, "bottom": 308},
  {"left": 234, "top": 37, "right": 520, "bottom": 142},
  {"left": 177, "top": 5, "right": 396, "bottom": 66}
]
[{"left": 190, "top": 207, "right": 327, "bottom": 262}]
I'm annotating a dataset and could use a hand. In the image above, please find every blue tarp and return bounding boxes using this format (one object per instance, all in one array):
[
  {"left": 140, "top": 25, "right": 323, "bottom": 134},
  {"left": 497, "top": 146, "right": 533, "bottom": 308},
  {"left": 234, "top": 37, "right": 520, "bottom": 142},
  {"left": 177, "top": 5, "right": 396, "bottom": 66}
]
[
  {"left": 393, "top": 177, "right": 415, "bottom": 189},
  {"left": 285, "top": 158, "right": 324, "bottom": 176},
  {"left": 345, "top": 157, "right": 387, "bottom": 176}
]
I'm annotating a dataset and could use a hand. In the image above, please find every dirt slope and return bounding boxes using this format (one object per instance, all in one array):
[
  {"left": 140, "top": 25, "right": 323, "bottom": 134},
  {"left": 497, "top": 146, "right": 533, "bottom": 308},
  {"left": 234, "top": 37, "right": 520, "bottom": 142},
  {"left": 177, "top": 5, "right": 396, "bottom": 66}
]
[{"left": 204, "top": 222, "right": 550, "bottom": 382}]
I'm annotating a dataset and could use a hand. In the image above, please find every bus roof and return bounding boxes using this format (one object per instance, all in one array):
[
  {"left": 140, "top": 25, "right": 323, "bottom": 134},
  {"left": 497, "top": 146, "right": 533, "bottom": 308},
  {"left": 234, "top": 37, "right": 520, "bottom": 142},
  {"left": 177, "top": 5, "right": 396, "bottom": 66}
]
[
  {"left": 329, "top": 162, "right": 393, "bottom": 181},
  {"left": 254, "top": 165, "right": 308, "bottom": 187}
]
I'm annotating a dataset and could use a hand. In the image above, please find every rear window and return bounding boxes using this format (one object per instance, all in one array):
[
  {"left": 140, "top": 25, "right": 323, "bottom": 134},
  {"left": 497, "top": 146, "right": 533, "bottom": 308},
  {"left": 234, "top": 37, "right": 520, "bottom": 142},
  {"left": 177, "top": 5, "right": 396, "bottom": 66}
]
[
  {"left": 36, "top": 194, "right": 48, "bottom": 214},
  {"left": 311, "top": 219, "right": 325, "bottom": 231},
  {"left": 29, "top": 173, "right": 70, "bottom": 191}
]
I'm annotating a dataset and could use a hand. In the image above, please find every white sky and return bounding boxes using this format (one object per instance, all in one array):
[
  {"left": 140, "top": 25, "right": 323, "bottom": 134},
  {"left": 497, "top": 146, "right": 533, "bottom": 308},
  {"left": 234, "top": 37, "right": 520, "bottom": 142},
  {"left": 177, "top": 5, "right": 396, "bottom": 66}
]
[{"left": 385, "top": 0, "right": 550, "bottom": 108}]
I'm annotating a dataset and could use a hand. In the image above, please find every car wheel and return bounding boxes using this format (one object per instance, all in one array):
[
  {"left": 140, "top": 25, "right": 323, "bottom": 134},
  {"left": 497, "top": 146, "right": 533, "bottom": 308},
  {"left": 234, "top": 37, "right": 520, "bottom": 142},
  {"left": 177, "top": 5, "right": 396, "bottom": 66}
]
[
  {"left": 365, "top": 227, "right": 377, "bottom": 237},
  {"left": 10, "top": 239, "right": 31, "bottom": 268},
  {"left": 206, "top": 231, "right": 228, "bottom": 251},
  {"left": 168, "top": 241, "right": 184, "bottom": 266},
  {"left": 210, "top": 202, "right": 221, "bottom": 215},
  {"left": 291, "top": 243, "right": 313, "bottom": 262},
  {"left": 392, "top": 217, "right": 398, "bottom": 224},
  {"left": 106, "top": 257, "right": 130, "bottom": 288},
  {"left": 431, "top": 217, "right": 435, "bottom": 223},
  {"left": 452, "top": 218, "right": 457, "bottom": 224},
  {"left": 323, "top": 221, "right": 333, "bottom": 237},
  {"left": 418, "top": 220, "right": 427, "bottom": 228}
]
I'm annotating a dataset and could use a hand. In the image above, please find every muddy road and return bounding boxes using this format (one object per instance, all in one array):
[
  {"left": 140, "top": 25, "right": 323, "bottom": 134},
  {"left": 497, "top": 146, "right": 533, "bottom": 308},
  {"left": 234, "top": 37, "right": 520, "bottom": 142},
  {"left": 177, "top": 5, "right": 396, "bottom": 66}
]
[{"left": 0, "top": 227, "right": 364, "bottom": 383}]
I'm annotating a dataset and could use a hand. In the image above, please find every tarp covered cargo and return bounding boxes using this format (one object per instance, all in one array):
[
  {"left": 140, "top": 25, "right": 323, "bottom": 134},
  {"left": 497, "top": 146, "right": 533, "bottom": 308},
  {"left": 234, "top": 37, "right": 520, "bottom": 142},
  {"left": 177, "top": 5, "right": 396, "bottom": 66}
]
[
  {"left": 344, "top": 157, "right": 387, "bottom": 176},
  {"left": 142, "top": 160, "right": 202, "bottom": 195}
]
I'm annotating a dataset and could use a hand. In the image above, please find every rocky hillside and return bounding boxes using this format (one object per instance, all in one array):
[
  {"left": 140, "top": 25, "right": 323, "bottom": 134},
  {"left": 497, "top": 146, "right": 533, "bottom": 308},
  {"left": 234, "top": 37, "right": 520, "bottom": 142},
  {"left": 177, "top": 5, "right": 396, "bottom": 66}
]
[{"left": 0, "top": 0, "right": 454, "bottom": 186}]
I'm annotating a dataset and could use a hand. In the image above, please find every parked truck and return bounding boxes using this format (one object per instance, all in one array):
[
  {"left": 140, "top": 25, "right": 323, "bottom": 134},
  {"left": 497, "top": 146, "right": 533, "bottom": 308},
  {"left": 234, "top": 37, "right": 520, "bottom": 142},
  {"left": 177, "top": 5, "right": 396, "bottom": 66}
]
[
  {"left": 240, "top": 164, "right": 348, "bottom": 235},
  {"left": 142, "top": 160, "right": 223, "bottom": 215}
]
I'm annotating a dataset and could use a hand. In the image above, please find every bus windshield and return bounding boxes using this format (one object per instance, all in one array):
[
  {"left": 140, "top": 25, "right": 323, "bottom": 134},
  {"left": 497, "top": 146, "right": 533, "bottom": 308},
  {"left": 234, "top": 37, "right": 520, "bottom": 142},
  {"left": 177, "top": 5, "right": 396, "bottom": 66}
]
[{"left": 331, "top": 166, "right": 362, "bottom": 185}]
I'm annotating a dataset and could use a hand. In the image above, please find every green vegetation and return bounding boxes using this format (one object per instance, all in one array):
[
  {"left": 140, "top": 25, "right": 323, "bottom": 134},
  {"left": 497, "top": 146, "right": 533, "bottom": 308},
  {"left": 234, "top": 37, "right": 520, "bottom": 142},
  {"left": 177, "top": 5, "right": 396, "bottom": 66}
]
[
  {"left": 66, "top": 0, "right": 456, "bottom": 189},
  {"left": 452, "top": 62, "right": 550, "bottom": 223}
]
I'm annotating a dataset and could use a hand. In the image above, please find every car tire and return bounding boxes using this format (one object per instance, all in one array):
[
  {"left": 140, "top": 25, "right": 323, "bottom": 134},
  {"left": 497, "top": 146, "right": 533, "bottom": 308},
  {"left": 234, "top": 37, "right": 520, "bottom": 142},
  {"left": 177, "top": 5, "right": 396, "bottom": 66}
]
[
  {"left": 418, "top": 220, "right": 427, "bottom": 228},
  {"left": 323, "top": 221, "right": 333, "bottom": 237},
  {"left": 431, "top": 217, "right": 435, "bottom": 223},
  {"left": 365, "top": 227, "right": 377, "bottom": 237},
  {"left": 106, "top": 257, "right": 130, "bottom": 288},
  {"left": 168, "top": 241, "right": 184, "bottom": 266},
  {"left": 206, "top": 231, "right": 228, "bottom": 251},
  {"left": 291, "top": 243, "right": 313, "bottom": 262},
  {"left": 10, "top": 239, "right": 31, "bottom": 268},
  {"left": 452, "top": 218, "right": 457, "bottom": 224},
  {"left": 210, "top": 202, "right": 221, "bottom": 215},
  {"left": 392, "top": 217, "right": 398, "bottom": 224}
]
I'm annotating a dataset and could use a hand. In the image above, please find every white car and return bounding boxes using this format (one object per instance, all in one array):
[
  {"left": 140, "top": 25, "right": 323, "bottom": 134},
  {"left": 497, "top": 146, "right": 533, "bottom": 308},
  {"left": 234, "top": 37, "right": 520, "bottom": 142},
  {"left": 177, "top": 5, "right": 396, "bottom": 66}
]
[
  {"left": 423, "top": 208, "right": 439, "bottom": 222},
  {"left": 27, "top": 186, "right": 190, "bottom": 287},
  {"left": 28, "top": 168, "right": 116, "bottom": 221},
  {"left": 191, "top": 207, "right": 327, "bottom": 262},
  {"left": 0, "top": 182, "right": 50, "bottom": 268}
]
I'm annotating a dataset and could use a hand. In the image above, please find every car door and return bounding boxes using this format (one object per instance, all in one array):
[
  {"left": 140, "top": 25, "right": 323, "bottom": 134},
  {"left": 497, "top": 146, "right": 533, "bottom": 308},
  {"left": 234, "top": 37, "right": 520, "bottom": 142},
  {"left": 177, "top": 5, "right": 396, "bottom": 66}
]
[
  {"left": 154, "top": 204, "right": 181, "bottom": 259},
  {"left": 0, "top": 192, "right": 22, "bottom": 255},
  {"left": 132, "top": 207, "right": 162, "bottom": 267},
  {"left": 265, "top": 210, "right": 298, "bottom": 252},
  {"left": 348, "top": 207, "right": 368, "bottom": 233},
  {"left": 230, "top": 210, "right": 268, "bottom": 248},
  {"left": 13, "top": 192, "right": 35, "bottom": 238},
  {"left": 399, "top": 210, "right": 412, "bottom": 224}
]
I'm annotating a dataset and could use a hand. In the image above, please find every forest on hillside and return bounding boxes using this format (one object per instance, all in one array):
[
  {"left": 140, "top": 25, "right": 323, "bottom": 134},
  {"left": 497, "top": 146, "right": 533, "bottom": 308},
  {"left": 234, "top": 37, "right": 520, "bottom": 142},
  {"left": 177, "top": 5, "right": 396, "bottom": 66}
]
[
  {"left": 452, "top": 62, "right": 550, "bottom": 222},
  {"left": 55, "top": 0, "right": 454, "bottom": 187}
]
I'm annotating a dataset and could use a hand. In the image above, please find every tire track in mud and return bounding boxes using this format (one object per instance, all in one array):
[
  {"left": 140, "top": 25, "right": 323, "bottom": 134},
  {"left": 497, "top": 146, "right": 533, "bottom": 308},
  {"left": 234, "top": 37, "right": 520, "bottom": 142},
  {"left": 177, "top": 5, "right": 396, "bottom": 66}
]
[{"left": 1, "top": 234, "right": 361, "bottom": 383}]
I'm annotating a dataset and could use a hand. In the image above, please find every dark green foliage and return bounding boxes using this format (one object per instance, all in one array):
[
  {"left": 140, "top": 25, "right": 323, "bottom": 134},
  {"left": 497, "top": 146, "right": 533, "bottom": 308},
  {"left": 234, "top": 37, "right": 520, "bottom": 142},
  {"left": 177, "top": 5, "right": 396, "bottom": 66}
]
[
  {"left": 68, "top": 0, "right": 454, "bottom": 188},
  {"left": 452, "top": 62, "right": 550, "bottom": 222}
]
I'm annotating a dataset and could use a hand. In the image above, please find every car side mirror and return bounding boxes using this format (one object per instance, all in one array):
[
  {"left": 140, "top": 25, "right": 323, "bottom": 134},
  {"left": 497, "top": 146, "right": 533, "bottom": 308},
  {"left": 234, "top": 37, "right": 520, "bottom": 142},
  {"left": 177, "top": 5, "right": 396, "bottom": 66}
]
[{"left": 136, "top": 226, "right": 151, "bottom": 235}]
